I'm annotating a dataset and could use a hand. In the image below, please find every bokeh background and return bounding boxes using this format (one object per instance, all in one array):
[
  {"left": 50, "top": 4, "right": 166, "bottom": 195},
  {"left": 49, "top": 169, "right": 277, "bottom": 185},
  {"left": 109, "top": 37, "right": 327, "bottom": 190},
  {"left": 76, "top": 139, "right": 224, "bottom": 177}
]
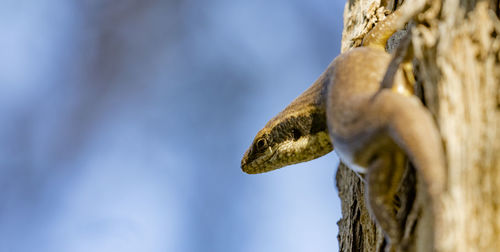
[{"left": 0, "top": 0, "right": 345, "bottom": 251}]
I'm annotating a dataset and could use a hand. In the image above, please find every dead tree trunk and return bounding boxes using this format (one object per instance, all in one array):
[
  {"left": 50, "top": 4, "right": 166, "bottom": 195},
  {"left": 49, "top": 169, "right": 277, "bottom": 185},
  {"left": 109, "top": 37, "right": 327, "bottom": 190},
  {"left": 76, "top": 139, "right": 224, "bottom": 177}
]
[{"left": 336, "top": 0, "right": 500, "bottom": 251}]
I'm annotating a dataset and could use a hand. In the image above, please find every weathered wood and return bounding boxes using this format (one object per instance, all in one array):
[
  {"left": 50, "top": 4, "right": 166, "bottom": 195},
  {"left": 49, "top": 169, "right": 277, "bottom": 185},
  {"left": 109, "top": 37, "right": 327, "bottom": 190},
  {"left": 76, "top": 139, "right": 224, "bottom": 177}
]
[
  {"left": 336, "top": 0, "right": 500, "bottom": 251},
  {"left": 337, "top": 2, "right": 393, "bottom": 251},
  {"left": 413, "top": 0, "right": 500, "bottom": 251}
]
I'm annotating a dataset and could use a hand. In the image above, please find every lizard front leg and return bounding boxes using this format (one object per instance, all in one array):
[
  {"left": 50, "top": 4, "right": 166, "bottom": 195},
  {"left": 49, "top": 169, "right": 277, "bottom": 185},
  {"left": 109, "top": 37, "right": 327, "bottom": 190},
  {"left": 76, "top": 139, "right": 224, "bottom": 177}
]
[{"left": 364, "top": 145, "right": 408, "bottom": 252}]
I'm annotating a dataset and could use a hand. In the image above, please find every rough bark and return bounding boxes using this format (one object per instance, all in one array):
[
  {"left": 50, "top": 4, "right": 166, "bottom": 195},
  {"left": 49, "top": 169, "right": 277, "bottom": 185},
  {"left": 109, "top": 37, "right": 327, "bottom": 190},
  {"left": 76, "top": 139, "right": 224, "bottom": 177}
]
[{"left": 336, "top": 0, "right": 500, "bottom": 251}]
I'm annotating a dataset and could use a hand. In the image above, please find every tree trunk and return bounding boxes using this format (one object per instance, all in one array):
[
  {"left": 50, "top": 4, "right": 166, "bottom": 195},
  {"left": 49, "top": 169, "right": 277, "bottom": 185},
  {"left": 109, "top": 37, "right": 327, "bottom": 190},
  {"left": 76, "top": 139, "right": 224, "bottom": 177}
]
[{"left": 336, "top": 0, "right": 500, "bottom": 251}]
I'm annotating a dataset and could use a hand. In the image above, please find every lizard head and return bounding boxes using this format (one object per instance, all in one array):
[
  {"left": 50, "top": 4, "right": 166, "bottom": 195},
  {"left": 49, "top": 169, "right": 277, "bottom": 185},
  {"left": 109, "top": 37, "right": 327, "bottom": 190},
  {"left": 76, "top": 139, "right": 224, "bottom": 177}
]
[
  {"left": 241, "top": 106, "right": 333, "bottom": 174},
  {"left": 241, "top": 66, "right": 335, "bottom": 174}
]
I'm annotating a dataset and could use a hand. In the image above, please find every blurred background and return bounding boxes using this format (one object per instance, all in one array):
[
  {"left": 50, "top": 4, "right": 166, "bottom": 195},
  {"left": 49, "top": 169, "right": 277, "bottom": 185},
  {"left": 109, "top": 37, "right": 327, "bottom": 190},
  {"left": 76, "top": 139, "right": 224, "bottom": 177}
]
[{"left": 0, "top": 0, "right": 345, "bottom": 251}]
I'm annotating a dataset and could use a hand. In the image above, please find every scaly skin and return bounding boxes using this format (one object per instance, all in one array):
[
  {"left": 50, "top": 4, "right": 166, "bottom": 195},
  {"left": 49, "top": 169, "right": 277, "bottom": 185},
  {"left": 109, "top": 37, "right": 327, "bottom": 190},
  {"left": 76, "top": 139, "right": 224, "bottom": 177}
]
[{"left": 241, "top": 0, "right": 445, "bottom": 250}]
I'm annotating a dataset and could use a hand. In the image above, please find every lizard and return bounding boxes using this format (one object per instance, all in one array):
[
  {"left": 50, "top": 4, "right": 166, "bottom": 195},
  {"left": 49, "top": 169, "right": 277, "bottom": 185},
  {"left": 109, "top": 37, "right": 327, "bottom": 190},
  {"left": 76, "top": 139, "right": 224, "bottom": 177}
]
[{"left": 240, "top": 0, "right": 446, "bottom": 250}]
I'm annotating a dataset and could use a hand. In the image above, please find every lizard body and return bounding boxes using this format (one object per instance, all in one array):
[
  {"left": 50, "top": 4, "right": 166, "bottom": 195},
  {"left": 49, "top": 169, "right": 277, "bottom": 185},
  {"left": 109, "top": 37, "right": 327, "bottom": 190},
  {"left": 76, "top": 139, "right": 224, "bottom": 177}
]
[{"left": 241, "top": 0, "right": 445, "bottom": 249}]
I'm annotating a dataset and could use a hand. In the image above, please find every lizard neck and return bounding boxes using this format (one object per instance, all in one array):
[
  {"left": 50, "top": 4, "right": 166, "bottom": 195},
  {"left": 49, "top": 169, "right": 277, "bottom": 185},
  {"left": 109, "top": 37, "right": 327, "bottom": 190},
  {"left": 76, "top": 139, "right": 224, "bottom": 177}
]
[{"left": 266, "top": 66, "right": 331, "bottom": 130}]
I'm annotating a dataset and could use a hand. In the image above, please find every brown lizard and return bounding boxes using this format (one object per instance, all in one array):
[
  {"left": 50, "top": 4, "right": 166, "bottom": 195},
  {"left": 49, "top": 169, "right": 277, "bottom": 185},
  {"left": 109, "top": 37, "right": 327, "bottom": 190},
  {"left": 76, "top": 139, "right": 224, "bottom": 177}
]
[{"left": 241, "top": 0, "right": 445, "bottom": 250}]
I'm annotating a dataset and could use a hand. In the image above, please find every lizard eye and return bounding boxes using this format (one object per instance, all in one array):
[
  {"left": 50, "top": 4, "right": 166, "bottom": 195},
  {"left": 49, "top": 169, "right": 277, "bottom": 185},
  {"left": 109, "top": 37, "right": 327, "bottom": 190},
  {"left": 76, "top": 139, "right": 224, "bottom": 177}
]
[
  {"left": 291, "top": 128, "right": 302, "bottom": 140},
  {"left": 255, "top": 138, "right": 267, "bottom": 151}
]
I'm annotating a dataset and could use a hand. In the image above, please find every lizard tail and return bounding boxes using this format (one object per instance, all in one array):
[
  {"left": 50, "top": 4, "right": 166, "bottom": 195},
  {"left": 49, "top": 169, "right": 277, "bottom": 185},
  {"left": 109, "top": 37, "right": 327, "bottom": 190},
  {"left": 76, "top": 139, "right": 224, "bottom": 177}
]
[
  {"left": 376, "top": 90, "right": 447, "bottom": 198},
  {"left": 362, "top": 0, "right": 428, "bottom": 49}
]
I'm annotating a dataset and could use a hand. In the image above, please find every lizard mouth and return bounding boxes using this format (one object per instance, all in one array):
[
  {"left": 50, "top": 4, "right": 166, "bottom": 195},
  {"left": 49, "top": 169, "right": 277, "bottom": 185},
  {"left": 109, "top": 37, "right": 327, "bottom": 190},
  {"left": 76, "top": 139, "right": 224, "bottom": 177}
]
[{"left": 241, "top": 149, "right": 278, "bottom": 174}]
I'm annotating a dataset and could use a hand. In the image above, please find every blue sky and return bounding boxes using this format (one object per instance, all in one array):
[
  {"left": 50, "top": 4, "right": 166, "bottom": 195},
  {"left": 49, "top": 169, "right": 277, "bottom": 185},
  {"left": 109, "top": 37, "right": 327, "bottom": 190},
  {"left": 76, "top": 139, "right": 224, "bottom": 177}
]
[{"left": 0, "top": 0, "right": 345, "bottom": 251}]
